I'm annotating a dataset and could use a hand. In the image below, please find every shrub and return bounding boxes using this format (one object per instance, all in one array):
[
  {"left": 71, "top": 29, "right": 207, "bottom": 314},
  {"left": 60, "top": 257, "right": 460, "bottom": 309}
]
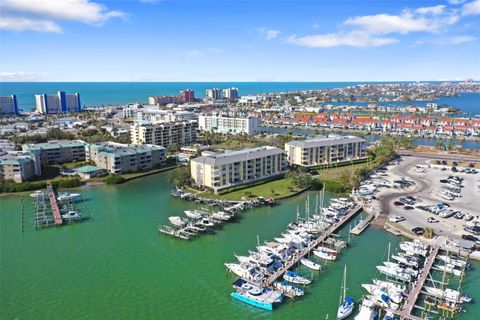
[
  {"left": 51, "top": 177, "right": 82, "bottom": 188},
  {"left": 104, "top": 175, "right": 126, "bottom": 185}
]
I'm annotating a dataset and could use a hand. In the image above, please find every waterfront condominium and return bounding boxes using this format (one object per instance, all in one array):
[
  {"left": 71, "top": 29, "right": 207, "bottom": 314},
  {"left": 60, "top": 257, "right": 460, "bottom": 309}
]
[
  {"left": 285, "top": 135, "right": 367, "bottom": 167},
  {"left": 190, "top": 146, "right": 287, "bottom": 193},
  {"left": 35, "top": 91, "right": 81, "bottom": 114},
  {"left": 85, "top": 142, "right": 165, "bottom": 174},
  {"left": 0, "top": 95, "right": 19, "bottom": 115},
  {"left": 22, "top": 140, "right": 86, "bottom": 165},
  {"left": 130, "top": 120, "right": 198, "bottom": 148},
  {"left": 198, "top": 114, "right": 260, "bottom": 135},
  {"left": 0, "top": 151, "right": 41, "bottom": 183}
]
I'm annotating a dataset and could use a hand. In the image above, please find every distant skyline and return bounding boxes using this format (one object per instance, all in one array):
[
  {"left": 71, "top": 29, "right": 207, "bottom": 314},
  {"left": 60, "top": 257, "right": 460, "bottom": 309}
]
[{"left": 1, "top": 0, "right": 479, "bottom": 82}]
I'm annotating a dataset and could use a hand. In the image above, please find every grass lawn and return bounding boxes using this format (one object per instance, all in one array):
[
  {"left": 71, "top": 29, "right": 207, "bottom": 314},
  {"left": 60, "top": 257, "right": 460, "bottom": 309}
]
[
  {"left": 317, "top": 161, "right": 369, "bottom": 181},
  {"left": 190, "top": 177, "right": 302, "bottom": 201},
  {"left": 120, "top": 164, "right": 178, "bottom": 180}
]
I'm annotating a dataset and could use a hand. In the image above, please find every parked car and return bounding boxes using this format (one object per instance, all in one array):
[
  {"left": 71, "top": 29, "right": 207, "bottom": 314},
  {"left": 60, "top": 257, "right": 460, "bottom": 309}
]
[
  {"left": 427, "top": 217, "right": 439, "bottom": 223},
  {"left": 464, "top": 225, "right": 480, "bottom": 235},
  {"left": 404, "top": 205, "right": 415, "bottom": 210},
  {"left": 389, "top": 216, "right": 406, "bottom": 223},
  {"left": 394, "top": 201, "right": 405, "bottom": 206},
  {"left": 412, "top": 227, "right": 425, "bottom": 235},
  {"left": 462, "top": 234, "right": 479, "bottom": 242}
]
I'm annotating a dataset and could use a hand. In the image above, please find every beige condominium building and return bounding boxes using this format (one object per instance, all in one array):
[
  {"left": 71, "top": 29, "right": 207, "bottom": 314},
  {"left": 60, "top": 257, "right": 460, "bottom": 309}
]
[
  {"left": 198, "top": 114, "right": 260, "bottom": 135},
  {"left": 191, "top": 146, "right": 287, "bottom": 193},
  {"left": 86, "top": 142, "right": 165, "bottom": 174},
  {"left": 285, "top": 135, "right": 367, "bottom": 167},
  {"left": 130, "top": 120, "right": 197, "bottom": 148},
  {"left": 22, "top": 140, "right": 86, "bottom": 165},
  {"left": 0, "top": 151, "right": 41, "bottom": 183}
]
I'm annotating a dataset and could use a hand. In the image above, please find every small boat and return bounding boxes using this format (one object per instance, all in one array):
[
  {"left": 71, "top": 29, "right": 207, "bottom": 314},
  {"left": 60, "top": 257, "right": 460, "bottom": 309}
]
[
  {"left": 168, "top": 216, "right": 188, "bottom": 227},
  {"left": 61, "top": 210, "right": 82, "bottom": 221},
  {"left": 283, "top": 271, "right": 311, "bottom": 285},
  {"left": 337, "top": 265, "right": 355, "bottom": 320},
  {"left": 376, "top": 265, "right": 411, "bottom": 282},
  {"left": 313, "top": 249, "right": 337, "bottom": 261},
  {"left": 273, "top": 281, "right": 305, "bottom": 297},
  {"left": 30, "top": 190, "right": 46, "bottom": 198},
  {"left": 317, "top": 245, "right": 338, "bottom": 255},
  {"left": 56, "top": 192, "right": 81, "bottom": 202},
  {"left": 354, "top": 296, "right": 377, "bottom": 320},
  {"left": 437, "top": 255, "right": 466, "bottom": 268},
  {"left": 436, "top": 264, "right": 463, "bottom": 277},
  {"left": 300, "top": 258, "right": 322, "bottom": 271},
  {"left": 184, "top": 210, "right": 202, "bottom": 219},
  {"left": 383, "top": 311, "right": 399, "bottom": 320},
  {"left": 231, "top": 279, "right": 283, "bottom": 311},
  {"left": 211, "top": 211, "right": 233, "bottom": 221}
]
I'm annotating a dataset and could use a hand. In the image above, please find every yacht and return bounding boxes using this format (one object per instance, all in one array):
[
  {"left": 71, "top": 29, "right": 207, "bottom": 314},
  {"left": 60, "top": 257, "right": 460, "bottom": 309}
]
[
  {"left": 337, "top": 266, "right": 355, "bottom": 320},
  {"left": 316, "top": 245, "right": 338, "bottom": 255},
  {"left": 372, "top": 279, "right": 407, "bottom": 295},
  {"left": 184, "top": 210, "right": 202, "bottom": 219},
  {"left": 283, "top": 271, "right": 311, "bottom": 285},
  {"left": 362, "top": 283, "right": 403, "bottom": 304},
  {"left": 300, "top": 258, "right": 322, "bottom": 271},
  {"left": 169, "top": 216, "right": 188, "bottom": 227},
  {"left": 211, "top": 211, "right": 233, "bottom": 221},
  {"left": 56, "top": 192, "right": 81, "bottom": 202},
  {"left": 437, "top": 255, "right": 466, "bottom": 268},
  {"left": 391, "top": 254, "right": 420, "bottom": 268},
  {"left": 313, "top": 249, "right": 337, "bottom": 261},
  {"left": 30, "top": 190, "right": 46, "bottom": 198},
  {"left": 273, "top": 281, "right": 305, "bottom": 297},
  {"left": 382, "top": 262, "right": 418, "bottom": 276},
  {"left": 225, "top": 263, "right": 264, "bottom": 282},
  {"left": 61, "top": 210, "right": 82, "bottom": 221},
  {"left": 354, "top": 296, "right": 377, "bottom": 320},
  {"left": 424, "top": 286, "right": 471, "bottom": 303},
  {"left": 231, "top": 279, "right": 283, "bottom": 311},
  {"left": 376, "top": 265, "right": 411, "bottom": 282},
  {"left": 436, "top": 264, "right": 463, "bottom": 277}
]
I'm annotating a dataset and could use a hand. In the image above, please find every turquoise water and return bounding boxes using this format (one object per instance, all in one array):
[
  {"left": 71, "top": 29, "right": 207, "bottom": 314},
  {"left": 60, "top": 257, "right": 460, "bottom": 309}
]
[
  {"left": 1, "top": 172, "right": 478, "bottom": 319},
  {"left": 1, "top": 82, "right": 478, "bottom": 114}
]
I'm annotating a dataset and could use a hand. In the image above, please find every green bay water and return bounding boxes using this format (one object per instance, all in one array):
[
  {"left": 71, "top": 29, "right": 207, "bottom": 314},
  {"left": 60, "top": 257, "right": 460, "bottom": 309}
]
[{"left": 1, "top": 172, "right": 479, "bottom": 319}]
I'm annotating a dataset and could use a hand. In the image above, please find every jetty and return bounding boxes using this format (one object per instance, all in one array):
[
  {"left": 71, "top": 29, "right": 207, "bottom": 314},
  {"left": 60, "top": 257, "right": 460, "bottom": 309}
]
[
  {"left": 47, "top": 185, "right": 63, "bottom": 225},
  {"left": 349, "top": 212, "right": 374, "bottom": 235},
  {"left": 251, "top": 204, "right": 363, "bottom": 287}
]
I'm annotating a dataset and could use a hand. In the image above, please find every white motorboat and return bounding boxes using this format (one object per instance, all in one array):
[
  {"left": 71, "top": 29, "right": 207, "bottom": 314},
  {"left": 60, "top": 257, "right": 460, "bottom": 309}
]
[
  {"left": 61, "top": 210, "right": 82, "bottom": 221},
  {"left": 30, "top": 190, "right": 46, "bottom": 198},
  {"left": 184, "top": 210, "right": 202, "bottom": 219},
  {"left": 316, "top": 245, "right": 338, "bottom": 255},
  {"left": 376, "top": 265, "right": 411, "bottom": 282},
  {"left": 337, "top": 265, "right": 355, "bottom": 320},
  {"left": 437, "top": 255, "right": 466, "bottom": 268},
  {"left": 313, "top": 249, "right": 337, "bottom": 261},
  {"left": 225, "top": 263, "right": 264, "bottom": 282},
  {"left": 283, "top": 271, "right": 311, "bottom": 285},
  {"left": 354, "top": 296, "right": 377, "bottom": 320},
  {"left": 300, "top": 258, "right": 322, "bottom": 271},
  {"left": 383, "top": 262, "right": 418, "bottom": 276},
  {"left": 362, "top": 284, "right": 403, "bottom": 304},
  {"left": 211, "top": 211, "right": 233, "bottom": 221},
  {"left": 436, "top": 264, "right": 463, "bottom": 277},
  {"left": 372, "top": 279, "right": 406, "bottom": 295},
  {"left": 169, "top": 216, "right": 188, "bottom": 227},
  {"left": 273, "top": 281, "right": 305, "bottom": 297},
  {"left": 383, "top": 311, "right": 399, "bottom": 320},
  {"left": 391, "top": 254, "right": 420, "bottom": 268},
  {"left": 424, "top": 286, "right": 471, "bottom": 303},
  {"left": 56, "top": 192, "right": 81, "bottom": 202}
]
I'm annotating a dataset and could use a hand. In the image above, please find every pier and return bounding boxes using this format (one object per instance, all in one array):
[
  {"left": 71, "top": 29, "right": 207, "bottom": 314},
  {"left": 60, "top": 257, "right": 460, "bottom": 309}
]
[
  {"left": 247, "top": 204, "right": 363, "bottom": 287},
  {"left": 349, "top": 212, "right": 374, "bottom": 235},
  {"left": 388, "top": 245, "right": 440, "bottom": 320},
  {"left": 47, "top": 185, "right": 63, "bottom": 225}
]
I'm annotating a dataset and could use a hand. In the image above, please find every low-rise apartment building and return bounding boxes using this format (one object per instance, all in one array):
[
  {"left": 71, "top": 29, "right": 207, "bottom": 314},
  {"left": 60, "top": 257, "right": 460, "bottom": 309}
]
[
  {"left": 285, "top": 135, "right": 367, "bottom": 167},
  {"left": 22, "top": 140, "right": 86, "bottom": 165},
  {"left": 86, "top": 142, "right": 165, "bottom": 174},
  {"left": 198, "top": 114, "right": 260, "bottom": 135},
  {"left": 0, "top": 151, "right": 41, "bottom": 183},
  {"left": 191, "top": 146, "right": 287, "bottom": 193},
  {"left": 130, "top": 120, "right": 197, "bottom": 147}
]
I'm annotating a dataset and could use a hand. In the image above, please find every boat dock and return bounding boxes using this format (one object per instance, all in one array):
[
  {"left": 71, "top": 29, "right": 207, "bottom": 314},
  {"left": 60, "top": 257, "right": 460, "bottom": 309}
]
[
  {"left": 387, "top": 245, "right": 440, "bottom": 320},
  {"left": 251, "top": 204, "right": 363, "bottom": 287},
  {"left": 47, "top": 185, "right": 63, "bottom": 225},
  {"left": 349, "top": 212, "right": 374, "bottom": 235}
]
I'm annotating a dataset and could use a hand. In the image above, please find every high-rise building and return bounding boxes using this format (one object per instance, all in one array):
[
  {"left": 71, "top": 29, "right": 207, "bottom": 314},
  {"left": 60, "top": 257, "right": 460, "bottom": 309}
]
[
  {"left": 0, "top": 95, "right": 19, "bottom": 115},
  {"left": 35, "top": 91, "right": 81, "bottom": 114},
  {"left": 222, "top": 88, "right": 239, "bottom": 100},
  {"left": 180, "top": 89, "right": 195, "bottom": 103},
  {"left": 130, "top": 120, "right": 198, "bottom": 147},
  {"left": 205, "top": 88, "right": 223, "bottom": 100}
]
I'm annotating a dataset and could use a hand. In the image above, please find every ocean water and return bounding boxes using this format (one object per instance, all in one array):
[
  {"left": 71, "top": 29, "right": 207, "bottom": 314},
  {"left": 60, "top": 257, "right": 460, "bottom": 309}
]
[
  {"left": 0, "top": 172, "right": 479, "bottom": 319},
  {"left": 0, "top": 82, "right": 478, "bottom": 114}
]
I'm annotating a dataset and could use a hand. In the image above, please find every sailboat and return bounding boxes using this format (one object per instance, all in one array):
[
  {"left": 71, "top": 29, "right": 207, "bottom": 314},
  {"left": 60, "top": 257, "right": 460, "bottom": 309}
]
[{"left": 337, "top": 265, "right": 355, "bottom": 319}]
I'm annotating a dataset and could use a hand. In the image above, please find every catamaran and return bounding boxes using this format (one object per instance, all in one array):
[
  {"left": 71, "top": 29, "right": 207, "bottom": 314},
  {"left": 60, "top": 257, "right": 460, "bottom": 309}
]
[
  {"left": 283, "top": 271, "right": 311, "bottom": 285},
  {"left": 231, "top": 279, "right": 283, "bottom": 310},
  {"left": 300, "top": 258, "right": 322, "bottom": 271},
  {"left": 337, "top": 265, "right": 355, "bottom": 320}
]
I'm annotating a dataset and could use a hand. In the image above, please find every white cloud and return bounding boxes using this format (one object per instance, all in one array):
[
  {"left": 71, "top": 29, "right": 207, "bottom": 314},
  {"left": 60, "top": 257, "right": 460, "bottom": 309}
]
[
  {"left": 287, "top": 3, "right": 464, "bottom": 48},
  {"left": 444, "top": 35, "right": 477, "bottom": 44},
  {"left": 286, "top": 32, "right": 398, "bottom": 48},
  {"left": 462, "top": 0, "right": 480, "bottom": 15},
  {"left": 0, "top": 17, "right": 61, "bottom": 33},
  {"left": 183, "top": 50, "right": 201, "bottom": 59},
  {"left": 449, "top": 0, "right": 466, "bottom": 4},
  {"left": 139, "top": 0, "right": 160, "bottom": 3},
  {"left": 0, "top": 0, "right": 125, "bottom": 33},
  {"left": 0, "top": 71, "right": 48, "bottom": 81},
  {"left": 256, "top": 28, "right": 281, "bottom": 40}
]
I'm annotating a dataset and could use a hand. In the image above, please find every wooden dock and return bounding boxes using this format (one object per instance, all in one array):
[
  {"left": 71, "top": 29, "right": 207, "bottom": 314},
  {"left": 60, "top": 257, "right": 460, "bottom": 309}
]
[
  {"left": 350, "top": 212, "right": 374, "bottom": 235},
  {"left": 47, "top": 185, "right": 63, "bottom": 225},
  {"left": 247, "top": 204, "right": 363, "bottom": 287},
  {"left": 386, "top": 246, "right": 440, "bottom": 320}
]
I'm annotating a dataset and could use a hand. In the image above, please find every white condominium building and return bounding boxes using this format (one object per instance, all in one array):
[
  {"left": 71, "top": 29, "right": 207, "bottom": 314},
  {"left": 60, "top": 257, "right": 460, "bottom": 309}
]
[
  {"left": 35, "top": 91, "right": 81, "bottom": 114},
  {"left": 285, "top": 135, "right": 367, "bottom": 167},
  {"left": 0, "top": 95, "right": 19, "bottom": 115},
  {"left": 130, "top": 120, "right": 198, "bottom": 147},
  {"left": 190, "top": 146, "right": 287, "bottom": 193},
  {"left": 198, "top": 115, "right": 260, "bottom": 135}
]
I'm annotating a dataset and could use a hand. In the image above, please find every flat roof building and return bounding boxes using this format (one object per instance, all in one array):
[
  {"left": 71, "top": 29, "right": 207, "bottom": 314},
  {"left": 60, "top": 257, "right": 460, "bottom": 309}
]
[
  {"left": 22, "top": 140, "right": 86, "bottom": 165},
  {"left": 0, "top": 151, "right": 41, "bottom": 183},
  {"left": 86, "top": 142, "right": 165, "bottom": 174},
  {"left": 191, "top": 146, "right": 287, "bottom": 193},
  {"left": 198, "top": 114, "right": 260, "bottom": 135},
  {"left": 35, "top": 91, "right": 81, "bottom": 114},
  {"left": 285, "top": 135, "right": 367, "bottom": 167},
  {"left": 0, "top": 95, "right": 19, "bottom": 115},
  {"left": 130, "top": 120, "right": 197, "bottom": 148}
]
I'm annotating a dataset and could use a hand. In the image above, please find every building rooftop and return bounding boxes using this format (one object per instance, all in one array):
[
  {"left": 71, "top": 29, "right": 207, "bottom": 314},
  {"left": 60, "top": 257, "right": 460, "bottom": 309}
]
[
  {"left": 285, "top": 135, "right": 366, "bottom": 148},
  {"left": 23, "top": 140, "right": 85, "bottom": 151},
  {"left": 89, "top": 142, "right": 165, "bottom": 158},
  {"left": 192, "top": 146, "right": 284, "bottom": 166},
  {"left": 75, "top": 165, "right": 104, "bottom": 173}
]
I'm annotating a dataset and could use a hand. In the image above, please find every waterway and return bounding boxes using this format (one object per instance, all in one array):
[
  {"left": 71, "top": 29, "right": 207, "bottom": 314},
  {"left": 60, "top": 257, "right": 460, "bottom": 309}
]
[{"left": 0, "top": 172, "right": 479, "bottom": 319}]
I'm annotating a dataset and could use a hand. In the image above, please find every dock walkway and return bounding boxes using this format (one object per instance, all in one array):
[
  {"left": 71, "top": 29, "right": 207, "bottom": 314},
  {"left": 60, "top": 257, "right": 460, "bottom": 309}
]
[
  {"left": 350, "top": 212, "right": 374, "bottom": 235},
  {"left": 47, "top": 185, "right": 63, "bottom": 225},
  {"left": 252, "top": 204, "right": 363, "bottom": 287}
]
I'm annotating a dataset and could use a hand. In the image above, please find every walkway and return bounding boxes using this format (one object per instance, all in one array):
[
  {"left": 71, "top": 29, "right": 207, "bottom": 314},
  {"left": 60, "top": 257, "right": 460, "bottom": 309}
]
[{"left": 47, "top": 185, "right": 63, "bottom": 225}]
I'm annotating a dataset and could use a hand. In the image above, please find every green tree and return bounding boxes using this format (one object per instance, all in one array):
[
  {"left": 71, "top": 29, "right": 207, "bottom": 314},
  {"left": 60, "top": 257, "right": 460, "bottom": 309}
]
[{"left": 168, "top": 166, "right": 192, "bottom": 187}]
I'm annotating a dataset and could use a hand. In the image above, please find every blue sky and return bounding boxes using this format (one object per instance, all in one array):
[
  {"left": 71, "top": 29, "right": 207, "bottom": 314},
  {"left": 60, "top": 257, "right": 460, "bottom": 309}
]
[{"left": 1, "top": 0, "right": 479, "bottom": 81}]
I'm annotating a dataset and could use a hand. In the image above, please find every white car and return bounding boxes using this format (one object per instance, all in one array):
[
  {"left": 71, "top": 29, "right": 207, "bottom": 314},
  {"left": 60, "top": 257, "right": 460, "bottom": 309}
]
[{"left": 389, "top": 216, "right": 406, "bottom": 223}]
